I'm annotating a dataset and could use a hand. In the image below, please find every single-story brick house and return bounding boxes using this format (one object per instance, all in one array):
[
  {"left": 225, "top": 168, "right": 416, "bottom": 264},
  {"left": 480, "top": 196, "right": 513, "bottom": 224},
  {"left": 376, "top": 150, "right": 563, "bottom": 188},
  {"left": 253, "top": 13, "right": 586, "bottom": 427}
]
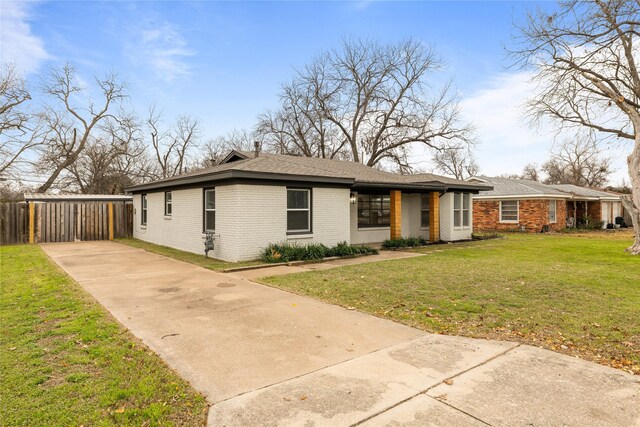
[
  {"left": 125, "top": 151, "right": 491, "bottom": 261},
  {"left": 467, "top": 176, "right": 625, "bottom": 232}
]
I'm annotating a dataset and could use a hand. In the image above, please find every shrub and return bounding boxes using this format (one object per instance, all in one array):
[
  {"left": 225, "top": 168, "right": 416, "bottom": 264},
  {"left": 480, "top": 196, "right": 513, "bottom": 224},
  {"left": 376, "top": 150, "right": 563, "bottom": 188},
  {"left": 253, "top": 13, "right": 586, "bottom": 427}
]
[
  {"left": 472, "top": 232, "right": 501, "bottom": 240},
  {"left": 327, "top": 241, "right": 378, "bottom": 257},
  {"left": 260, "top": 241, "right": 377, "bottom": 263},
  {"left": 382, "top": 236, "right": 428, "bottom": 248}
]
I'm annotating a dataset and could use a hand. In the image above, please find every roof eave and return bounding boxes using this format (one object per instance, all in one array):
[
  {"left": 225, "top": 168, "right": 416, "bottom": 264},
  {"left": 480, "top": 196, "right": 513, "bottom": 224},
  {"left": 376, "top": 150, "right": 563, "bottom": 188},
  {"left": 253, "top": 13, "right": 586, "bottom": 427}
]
[
  {"left": 125, "top": 170, "right": 355, "bottom": 192},
  {"left": 474, "top": 194, "right": 571, "bottom": 200}
]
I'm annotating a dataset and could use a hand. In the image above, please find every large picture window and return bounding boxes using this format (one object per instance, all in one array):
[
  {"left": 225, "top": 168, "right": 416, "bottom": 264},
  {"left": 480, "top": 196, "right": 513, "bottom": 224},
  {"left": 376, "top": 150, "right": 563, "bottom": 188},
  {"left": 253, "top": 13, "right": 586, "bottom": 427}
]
[
  {"left": 141, "top": 194, "right": 147, "bottom": 226},
  {"left": 500, "top": 200, "right": 519, "bottom": 223},
  {"left": 420, "top": 194, "right": 430, "bottom": 228},
  {"left": 164, "top": 191, "right": 172, "bottom": 216},
  {"left": 358, "top": 193, "right": 390, "bottom": 228},
  {"left": 549, "top": 200, "right": 557, "bottom": 223},
  {"left": 204, "top": 189, "right": 215, "bottom": 232},
  {"left": 287, "top": 188, "right": 311, "bottom": 233}
]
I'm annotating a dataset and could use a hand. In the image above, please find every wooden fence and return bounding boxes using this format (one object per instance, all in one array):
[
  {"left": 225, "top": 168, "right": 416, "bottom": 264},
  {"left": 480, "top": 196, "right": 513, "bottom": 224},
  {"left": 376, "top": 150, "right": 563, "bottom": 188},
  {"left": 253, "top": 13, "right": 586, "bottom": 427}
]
[{"left": 0, "top": 202, "right": 133, "bottom": 245}]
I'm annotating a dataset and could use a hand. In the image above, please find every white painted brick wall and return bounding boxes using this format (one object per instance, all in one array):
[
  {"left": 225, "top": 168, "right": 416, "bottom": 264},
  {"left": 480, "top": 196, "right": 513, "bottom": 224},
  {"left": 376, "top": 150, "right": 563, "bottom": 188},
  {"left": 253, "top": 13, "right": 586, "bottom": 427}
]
[
  {"left": 439, "top": 192, "right": 473, "bottom": 241},
  {"left": 132, "top": 189, "right": 206, "bottom": 255},
  {"left": 133, "top": 185, "right": 351, "bottom": 262}
]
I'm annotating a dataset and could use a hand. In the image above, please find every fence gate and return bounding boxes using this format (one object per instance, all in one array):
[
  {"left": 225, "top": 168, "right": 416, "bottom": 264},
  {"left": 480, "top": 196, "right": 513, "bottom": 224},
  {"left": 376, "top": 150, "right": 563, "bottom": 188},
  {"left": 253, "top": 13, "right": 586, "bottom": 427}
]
[{"left": 0, "top": 201, "right": 133, "bottom": 245}]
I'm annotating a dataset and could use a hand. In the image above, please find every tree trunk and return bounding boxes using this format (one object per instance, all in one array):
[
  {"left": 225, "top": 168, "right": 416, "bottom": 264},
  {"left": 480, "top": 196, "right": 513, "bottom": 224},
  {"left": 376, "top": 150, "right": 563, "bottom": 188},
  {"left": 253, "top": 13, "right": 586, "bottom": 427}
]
[
  {"left": 621, "top": 194, "right": 640, "bottom": 254},
  {"left": 624, "top": 133, "right": 640, "bottom": 255}
]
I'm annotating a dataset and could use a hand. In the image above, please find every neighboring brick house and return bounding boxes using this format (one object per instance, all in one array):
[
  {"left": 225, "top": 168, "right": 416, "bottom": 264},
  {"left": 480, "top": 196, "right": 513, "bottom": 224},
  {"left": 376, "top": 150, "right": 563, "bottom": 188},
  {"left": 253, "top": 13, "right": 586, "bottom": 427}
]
[
  {"left": 125, "top": 151, "right": 491, "bottom": 261},
  {"left": 467, "top": 177, "right": 624, "bottom": 233}
]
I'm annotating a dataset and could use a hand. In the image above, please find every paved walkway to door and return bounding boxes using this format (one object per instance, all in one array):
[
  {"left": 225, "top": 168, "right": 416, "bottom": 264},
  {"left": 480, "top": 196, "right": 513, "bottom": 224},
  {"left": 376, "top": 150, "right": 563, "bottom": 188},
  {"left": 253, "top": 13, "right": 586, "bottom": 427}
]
[{"left": 42, "top": 241, "right": 640, "bottom": 427}]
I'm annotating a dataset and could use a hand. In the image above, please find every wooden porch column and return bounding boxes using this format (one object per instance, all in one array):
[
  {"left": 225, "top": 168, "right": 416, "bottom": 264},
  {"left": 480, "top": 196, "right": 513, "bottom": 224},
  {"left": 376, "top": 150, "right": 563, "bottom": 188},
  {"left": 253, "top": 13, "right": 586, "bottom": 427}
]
[
  {"left": 390, "top": 190, "right": 402, "bottom": 240},
  {"left": 429, "top": 192, "right": 440, "bottom": 243}
]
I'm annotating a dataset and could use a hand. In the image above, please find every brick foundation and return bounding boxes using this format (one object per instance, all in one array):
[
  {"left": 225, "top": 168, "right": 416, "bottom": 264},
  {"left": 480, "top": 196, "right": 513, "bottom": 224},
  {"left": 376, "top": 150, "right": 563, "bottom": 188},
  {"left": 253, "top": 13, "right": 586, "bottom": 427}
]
[{"left": 473, "top": 199, "right": 567, "bottom": 232}]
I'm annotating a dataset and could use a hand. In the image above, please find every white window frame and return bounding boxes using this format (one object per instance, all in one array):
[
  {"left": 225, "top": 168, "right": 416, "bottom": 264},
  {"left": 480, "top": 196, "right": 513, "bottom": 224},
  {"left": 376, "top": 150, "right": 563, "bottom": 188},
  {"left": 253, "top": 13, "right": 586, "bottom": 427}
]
[
  {"left": 164, "top": 191, "right": 172, "bottom": 216},
  {"left": 453, "top": 193, "right": 471, "bottom": 229},
  {"left": 500, "top": 200, "right": 519, "bottom": 223},
  {"left": 462, "top": 193, "right": 471, "bottom": 228},
  {"left": 287, "top": 188, "right": 311, "bottom": 234},
  {"left": 204, "top": 188, "right": 215, "bottom": 232},
  {"left": 141, "top": 194, "right": 147, "bottom": 226},
  {"left": 549, "top": 200, "right": 557, "bottom": 223},
  {"left": 453, "top": 193, "right": 462, "bottom": 228},
  {"left": 420, "top": 194, "right": 430, "bottom": 229}
]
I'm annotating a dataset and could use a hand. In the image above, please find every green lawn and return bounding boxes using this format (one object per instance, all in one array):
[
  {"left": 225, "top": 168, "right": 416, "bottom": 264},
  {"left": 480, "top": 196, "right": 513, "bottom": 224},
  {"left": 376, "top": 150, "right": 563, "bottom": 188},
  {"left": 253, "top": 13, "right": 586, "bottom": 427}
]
[
  {"left": 0, "top": 245, "right": 208, "bottom": 426},
  {"left": 263, "top": 232, "right": 640, "bottom": 374},
  {"left": 116, "top": 238, "right": 262, "bottom": 271}
]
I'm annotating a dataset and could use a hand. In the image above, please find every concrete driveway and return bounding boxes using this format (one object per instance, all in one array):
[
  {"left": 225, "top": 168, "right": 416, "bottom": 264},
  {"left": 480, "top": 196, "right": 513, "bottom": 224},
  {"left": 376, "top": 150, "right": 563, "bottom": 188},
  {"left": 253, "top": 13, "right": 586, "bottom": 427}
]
[{"left": 42, "top": 241, "right": 640, "bottom": 427}]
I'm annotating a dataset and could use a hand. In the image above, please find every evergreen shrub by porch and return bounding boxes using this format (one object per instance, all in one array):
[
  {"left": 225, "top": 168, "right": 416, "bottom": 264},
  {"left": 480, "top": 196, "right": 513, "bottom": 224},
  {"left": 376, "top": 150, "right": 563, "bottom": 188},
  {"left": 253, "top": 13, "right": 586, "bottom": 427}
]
[
  {"left": 261, "top": 241, "right": 377, "bottom": 263},
  {"left": 382, "top": 236, "right": 428, "bottom": 248}
]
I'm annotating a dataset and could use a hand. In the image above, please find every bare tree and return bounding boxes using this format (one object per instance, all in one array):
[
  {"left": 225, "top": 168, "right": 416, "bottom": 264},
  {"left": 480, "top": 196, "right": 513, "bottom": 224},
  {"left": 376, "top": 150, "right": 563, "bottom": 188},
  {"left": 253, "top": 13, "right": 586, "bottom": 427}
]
[
  {"left": 36, "top": 64, "right": 126, "bottom": 192},
  {"left": 63, "top": 113, "right": 149, "bottom": 193},
  {"left": 146, "top": 106, "right": 201, "bottom": 179},
  {"left": 0, "top": 65, "right": 41, "bottom": 179},
  {"left": 514, "top": 1, "right": 640, "bottom": 253},
  {"left": 541, "top": 137, "right": 613, "bottom": 187},
  {"left": 521, "top": 162, "right": 541, "bottom": 181},
  {"left": 259, "top": 38, "right": 473, "bottom": 169},
  {"left": 197, "top": 129, "right": 255, "bottom": 168},
  {"left": 432, "top": 144, "right": 479, "bottom": 179},
  {"left": 257, "top": 79, "right": 347, "bottom": 159}
]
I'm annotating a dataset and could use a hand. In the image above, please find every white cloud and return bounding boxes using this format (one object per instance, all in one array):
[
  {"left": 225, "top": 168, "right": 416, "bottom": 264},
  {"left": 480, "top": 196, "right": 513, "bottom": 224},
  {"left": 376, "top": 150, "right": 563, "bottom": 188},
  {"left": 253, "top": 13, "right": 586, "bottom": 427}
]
[
  {"left": 127, "top": 21, "right": 194, "bottom": 82},
  {"left": 0, "top": 1, "right": 50, "bottom": 74},
  {"left": 459, "top": 71, "right": 630, "bottom": 183}
]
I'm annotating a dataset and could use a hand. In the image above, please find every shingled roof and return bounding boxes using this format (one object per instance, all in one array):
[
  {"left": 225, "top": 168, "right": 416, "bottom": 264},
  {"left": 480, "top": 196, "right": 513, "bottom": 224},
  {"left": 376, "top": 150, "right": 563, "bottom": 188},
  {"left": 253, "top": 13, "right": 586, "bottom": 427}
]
[
  {"left": 469, "top": 176, "right": 620, "bottom": 201},
  {"left": 126, "top": 151, "right": 491, "bottom": 193}
]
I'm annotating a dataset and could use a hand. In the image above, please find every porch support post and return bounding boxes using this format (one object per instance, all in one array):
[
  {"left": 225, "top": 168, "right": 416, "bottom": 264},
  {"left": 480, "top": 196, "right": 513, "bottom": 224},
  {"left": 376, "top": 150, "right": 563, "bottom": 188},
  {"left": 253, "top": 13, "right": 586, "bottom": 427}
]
[
  {"left": 429, "top": 192, "right": 440, "bottom": 243},
  {"left": 390, "top": 190, "right": 402, "bottom": 240}
]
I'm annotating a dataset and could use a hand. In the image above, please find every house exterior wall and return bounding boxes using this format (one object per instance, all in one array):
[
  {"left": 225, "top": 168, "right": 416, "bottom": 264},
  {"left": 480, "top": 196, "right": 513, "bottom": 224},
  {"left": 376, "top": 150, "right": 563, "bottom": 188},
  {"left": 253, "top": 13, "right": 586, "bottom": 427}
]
[
  {"left": 349, "top": 192, "right": 428, "bottom": 244},
  {"left": 587, "top": 200, "right": 602, "bottom": 223},
  {"left": 473, "top": 199, "right": 567, "bottom": 232},
  {"left": 133, "top": 184, "right": 351, "bottom": 262},
  {"left": 132, "top": 188, "right": 206, "bottom": 255},
  {"left": 439, "top": 192, "right": 473, "bottom": 241}
]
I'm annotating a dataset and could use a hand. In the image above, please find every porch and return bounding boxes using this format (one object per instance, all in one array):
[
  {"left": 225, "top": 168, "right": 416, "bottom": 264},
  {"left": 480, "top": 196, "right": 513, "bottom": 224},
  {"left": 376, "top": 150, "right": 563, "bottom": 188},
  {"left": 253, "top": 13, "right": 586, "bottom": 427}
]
[{"left": 566, "top": 199, "right": 601, "bottom": 228}]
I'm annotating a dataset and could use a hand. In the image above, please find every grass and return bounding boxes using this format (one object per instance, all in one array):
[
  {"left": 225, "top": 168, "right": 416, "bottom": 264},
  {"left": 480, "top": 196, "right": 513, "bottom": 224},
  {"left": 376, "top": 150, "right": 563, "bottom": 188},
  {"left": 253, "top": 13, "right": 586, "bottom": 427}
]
[
  {"left": 0, "top": 245, "right": 208, "bottom": 426},
  {"left": 262, "top": 231, "right": 640, "bottom": 374},
  {"left": 116, "top": 238, "right": 262, "bottom": 271}
]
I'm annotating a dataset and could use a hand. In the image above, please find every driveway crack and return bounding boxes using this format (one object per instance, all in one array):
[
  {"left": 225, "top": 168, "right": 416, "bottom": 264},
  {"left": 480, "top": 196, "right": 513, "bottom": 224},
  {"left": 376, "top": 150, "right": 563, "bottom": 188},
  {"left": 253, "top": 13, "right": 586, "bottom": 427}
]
[{"left": 350, "top": 343, "right": 521, "bottom": 427}]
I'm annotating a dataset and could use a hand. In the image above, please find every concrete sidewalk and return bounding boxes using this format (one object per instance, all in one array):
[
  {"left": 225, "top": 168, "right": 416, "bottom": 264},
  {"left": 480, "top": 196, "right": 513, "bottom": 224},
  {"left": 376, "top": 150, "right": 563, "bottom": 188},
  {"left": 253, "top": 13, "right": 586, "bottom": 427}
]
[
  {"left": 226, "top": 249, "right": 423, "bottom": 281},
  {"left": 42, "top": 241, "right": 640, "bottom": 427}
]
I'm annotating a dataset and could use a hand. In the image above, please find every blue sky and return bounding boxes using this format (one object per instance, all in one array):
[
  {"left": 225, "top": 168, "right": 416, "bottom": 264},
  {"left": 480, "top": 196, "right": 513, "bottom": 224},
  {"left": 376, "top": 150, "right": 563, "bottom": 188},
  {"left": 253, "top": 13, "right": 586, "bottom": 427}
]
[{"left": 1, "top": 0, "right": 631, "bottom": 183}]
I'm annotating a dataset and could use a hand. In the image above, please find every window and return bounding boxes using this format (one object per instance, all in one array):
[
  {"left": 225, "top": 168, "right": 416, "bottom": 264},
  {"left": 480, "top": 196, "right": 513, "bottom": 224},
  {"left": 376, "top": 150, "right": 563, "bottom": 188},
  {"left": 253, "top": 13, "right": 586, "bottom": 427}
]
[
  {"left": 287, "top": 188, "right": 311, "bottom": 233},
  {"left": 549, "top": 200, "right": 557, "bottom": 223},
  {"left": 357, "top": 193, "right": 390, "bottom": 228},
  {"left": 500, "top": 200, "right": 519, "bottom": 223},
  {"left": 463, "top": 193, "right": 470, "bottom": 227},
  {"left": 204, "top": 189, "right": 215, "bottom": 232},
  {"left": 164, "top": 191, "right": 172, "bottom": 216},
  {"left": 420, "top": 194, "right": 430, "bottom": 228},
  {"left": 141, "top": 194, "right": 147, "bottom": 226},
  {"left": 453, "top": 193, "right": 461, "bottom": 227}
]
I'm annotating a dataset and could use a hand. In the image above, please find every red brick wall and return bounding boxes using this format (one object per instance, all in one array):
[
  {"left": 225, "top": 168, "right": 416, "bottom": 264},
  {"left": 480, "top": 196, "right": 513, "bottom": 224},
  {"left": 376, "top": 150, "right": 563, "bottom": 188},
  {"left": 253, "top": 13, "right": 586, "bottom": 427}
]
[
  {"left": 566, "top": 200, "right": 602, "bottom": 223},
  {"left": 473, "top": 199, "right": 567, "bottom": 232}
]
